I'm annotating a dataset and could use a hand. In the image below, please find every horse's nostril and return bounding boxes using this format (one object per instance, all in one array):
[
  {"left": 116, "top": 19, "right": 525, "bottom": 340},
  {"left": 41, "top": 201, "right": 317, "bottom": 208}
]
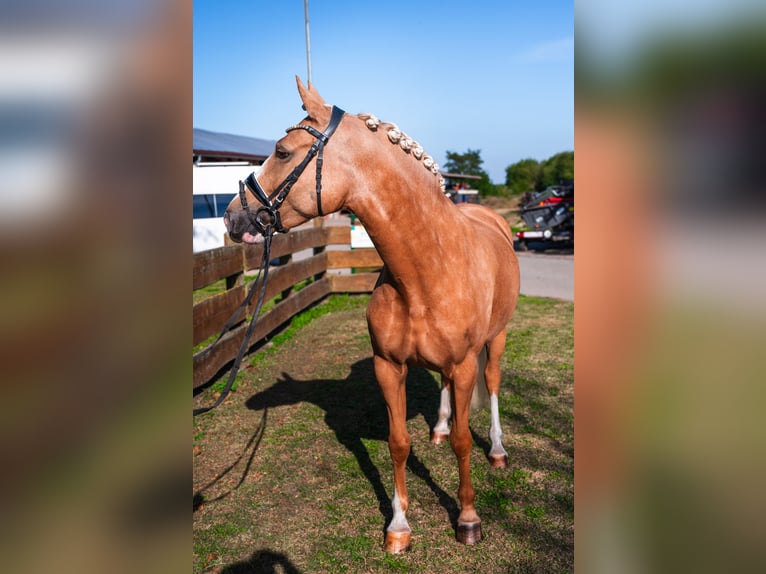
[{"left": 223, "top": 211, "right": 231, "bottom": 230}]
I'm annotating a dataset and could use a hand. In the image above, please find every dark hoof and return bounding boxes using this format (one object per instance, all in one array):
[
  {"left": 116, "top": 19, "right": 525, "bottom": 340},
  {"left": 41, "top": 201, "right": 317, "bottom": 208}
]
[
  {"left": 456, "top": 521, "right": 482, "bottom": 545},
  {"left": 384, "top": 530, "right": 411, "bottom": 554},
  {"left": 489, "top": 453, "right": 508, "bottom": 469},
  {"left": 430, "top": 432, "right": 449, "bottom": 445}
]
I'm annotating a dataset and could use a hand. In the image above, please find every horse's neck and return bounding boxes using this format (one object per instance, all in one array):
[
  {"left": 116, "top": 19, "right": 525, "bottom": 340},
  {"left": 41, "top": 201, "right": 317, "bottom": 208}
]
[{"left": 346, "top": 164, "right": 458, "bottom": 301}]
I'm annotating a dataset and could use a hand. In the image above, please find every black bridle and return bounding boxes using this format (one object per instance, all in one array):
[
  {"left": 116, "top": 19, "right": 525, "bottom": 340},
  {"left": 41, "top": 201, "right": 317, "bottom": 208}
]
[
  {"left": 239, "top": 105, "right": 346, "bottom": 236},
  {"left": 195, "top": 105, "right": 345, "bottom": 416}
]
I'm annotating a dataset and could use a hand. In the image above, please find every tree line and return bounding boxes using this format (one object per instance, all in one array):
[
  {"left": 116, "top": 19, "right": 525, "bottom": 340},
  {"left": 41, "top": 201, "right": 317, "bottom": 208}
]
[{"left": 443, "top": 149, "right": 574, "bottom": 197}]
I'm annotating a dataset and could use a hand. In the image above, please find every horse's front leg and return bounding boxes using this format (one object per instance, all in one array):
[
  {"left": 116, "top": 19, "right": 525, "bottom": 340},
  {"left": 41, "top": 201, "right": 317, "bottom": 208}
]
[
  {"left": 374, "top": 355, "right": 412, "bottom": 553},
  {"left": 449, "top": 354, "right": 483, "bottom": 544}
]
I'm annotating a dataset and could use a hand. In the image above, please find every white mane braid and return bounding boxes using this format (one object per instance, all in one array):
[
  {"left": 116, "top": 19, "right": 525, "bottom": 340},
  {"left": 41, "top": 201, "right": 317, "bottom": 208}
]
[{"left": 357, "top": 113, "right": 447, "bottom": 194}]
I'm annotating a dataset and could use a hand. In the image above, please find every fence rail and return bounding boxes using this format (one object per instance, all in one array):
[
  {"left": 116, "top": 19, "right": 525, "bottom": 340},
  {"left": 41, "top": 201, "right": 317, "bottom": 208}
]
[{"left": 193, "top": 221, "right": 382, "bottom": 388}]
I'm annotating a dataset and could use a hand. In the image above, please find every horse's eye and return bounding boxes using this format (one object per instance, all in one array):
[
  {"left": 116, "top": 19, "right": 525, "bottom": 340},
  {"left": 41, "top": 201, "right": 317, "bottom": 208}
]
[{"left": 275, "top": 148, "right": 290, "bottom": 160}]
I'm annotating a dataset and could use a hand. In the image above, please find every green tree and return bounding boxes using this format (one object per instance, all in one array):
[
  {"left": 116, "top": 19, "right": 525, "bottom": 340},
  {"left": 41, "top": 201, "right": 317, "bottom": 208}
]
[
  {"left": 504, "top": 152, "right": 574, "bottom": 194},
  {"left": 505, "top": 158, "right": 541, "bottom": 195},
  {"left": 539, "top": 151, "right": 574, "bottom": 189},
  {"left": 443, "top": 148, "right": 484, "bottom": 174},
  {"left": 443, "top": 149, "right": 496, "bottom": 195}
]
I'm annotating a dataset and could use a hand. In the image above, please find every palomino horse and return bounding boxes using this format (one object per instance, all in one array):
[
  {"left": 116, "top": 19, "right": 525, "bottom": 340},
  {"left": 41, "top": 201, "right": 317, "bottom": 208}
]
[{"left": 224, "top": 78, "right": 519, "bottom": 553}]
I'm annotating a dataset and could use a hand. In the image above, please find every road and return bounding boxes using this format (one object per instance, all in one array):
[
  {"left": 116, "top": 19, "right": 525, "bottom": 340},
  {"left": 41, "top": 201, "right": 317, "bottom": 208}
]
[{"left": 516, "top": 251, "right": 573, "bottom": 301}]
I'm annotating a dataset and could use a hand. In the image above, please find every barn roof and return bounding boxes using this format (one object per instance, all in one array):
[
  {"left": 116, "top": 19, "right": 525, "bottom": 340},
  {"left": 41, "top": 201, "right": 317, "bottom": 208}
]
[{"left": 193, "top": 128, "right": 275, "bottom": 162}]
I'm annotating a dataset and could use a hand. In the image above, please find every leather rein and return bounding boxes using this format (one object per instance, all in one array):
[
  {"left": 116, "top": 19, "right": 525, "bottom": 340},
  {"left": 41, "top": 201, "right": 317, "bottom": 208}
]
[
  {"left": 195, "top": 105, "right": 345, "bottom": 416},
  {"left": 239, "top": 105, "right": 345, "bottom": 236}
]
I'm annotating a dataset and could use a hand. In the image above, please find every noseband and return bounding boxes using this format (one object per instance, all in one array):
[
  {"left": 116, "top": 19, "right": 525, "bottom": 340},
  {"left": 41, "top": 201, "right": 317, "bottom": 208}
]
[{"left": 239, "top": 105, "right": 345, "bottom": 236}]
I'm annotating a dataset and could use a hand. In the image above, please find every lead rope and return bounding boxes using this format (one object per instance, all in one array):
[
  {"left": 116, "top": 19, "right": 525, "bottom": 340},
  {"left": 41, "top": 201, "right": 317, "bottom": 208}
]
[{"left": 194, "top": 228, "right": 273, "bottom": 416}]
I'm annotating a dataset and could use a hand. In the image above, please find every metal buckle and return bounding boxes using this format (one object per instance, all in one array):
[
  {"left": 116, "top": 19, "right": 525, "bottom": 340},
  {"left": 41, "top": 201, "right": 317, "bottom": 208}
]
[{"left": 252, "top": 206, "right": 282, "bottom": 235}]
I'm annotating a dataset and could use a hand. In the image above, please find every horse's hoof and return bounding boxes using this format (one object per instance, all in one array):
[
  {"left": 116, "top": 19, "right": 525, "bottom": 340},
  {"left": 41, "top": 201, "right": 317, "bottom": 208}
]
[
  {"left": 456, "top": 521, "right": 482, "bottom": 545},
  {"left": 384, "top": 530, "right": 411, "bottom": 554},
  {"left": 489, "top": 453, "right": 508, "bottom": 469},
  {"left": 430, "top": 432, "right": 449, "bottom": 445}
]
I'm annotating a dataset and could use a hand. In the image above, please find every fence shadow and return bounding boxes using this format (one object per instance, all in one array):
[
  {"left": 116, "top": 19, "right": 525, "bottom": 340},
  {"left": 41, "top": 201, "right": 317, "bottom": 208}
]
[{"left": 245, "top": 358, "right": 461, "bottom": 529}]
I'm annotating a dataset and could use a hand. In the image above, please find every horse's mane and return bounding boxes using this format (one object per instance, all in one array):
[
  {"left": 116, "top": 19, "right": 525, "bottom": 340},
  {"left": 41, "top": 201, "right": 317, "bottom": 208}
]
[{"left": 356, "top": 113, "right": 447, "bottom": 194}]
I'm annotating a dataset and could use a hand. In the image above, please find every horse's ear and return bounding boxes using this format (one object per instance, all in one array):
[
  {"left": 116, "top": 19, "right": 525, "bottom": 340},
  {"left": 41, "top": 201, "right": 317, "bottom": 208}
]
[{"left": 295, "top": 75, "right": 329, "bottom": 122}]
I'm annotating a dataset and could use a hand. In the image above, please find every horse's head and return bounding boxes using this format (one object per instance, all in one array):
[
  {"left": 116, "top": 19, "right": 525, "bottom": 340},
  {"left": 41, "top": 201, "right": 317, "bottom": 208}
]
[{"left": 224, "top": 77, "right": 351, "bottom": 243}]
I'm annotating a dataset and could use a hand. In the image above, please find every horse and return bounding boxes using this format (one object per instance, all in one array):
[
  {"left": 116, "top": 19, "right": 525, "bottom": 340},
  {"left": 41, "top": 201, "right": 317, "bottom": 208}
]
[{"left": 224, "top": 77, "right": 520, "bottom": 553}]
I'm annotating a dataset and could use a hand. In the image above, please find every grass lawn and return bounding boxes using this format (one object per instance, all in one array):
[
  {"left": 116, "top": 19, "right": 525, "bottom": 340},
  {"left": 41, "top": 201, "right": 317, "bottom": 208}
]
[{"left": 193, "top": 294, "right": 573, "bottom": 573}]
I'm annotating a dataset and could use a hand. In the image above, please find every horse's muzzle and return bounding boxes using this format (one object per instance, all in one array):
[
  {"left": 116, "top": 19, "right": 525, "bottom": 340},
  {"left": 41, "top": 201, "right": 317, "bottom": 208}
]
[
  {"left": 222, "top": 208, "right": 248, "bottom": 243},
  {"left": 223, "top": 208, "right": 275, "bottom": 244}
]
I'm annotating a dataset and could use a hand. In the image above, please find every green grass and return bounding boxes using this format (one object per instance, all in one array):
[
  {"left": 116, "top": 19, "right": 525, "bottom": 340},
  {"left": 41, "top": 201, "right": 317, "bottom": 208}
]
[
  {"left": 193, "top": 293, "right": 573, "bottom": 573},
  {"left": 193, "top": 278, "right": 227, "bottom": 305},
  {"left": 209, "top": 370, "right": 246, "bottom": 394},
  {"left": 267, "top": 293, "right": 369, "bottom": 348}
]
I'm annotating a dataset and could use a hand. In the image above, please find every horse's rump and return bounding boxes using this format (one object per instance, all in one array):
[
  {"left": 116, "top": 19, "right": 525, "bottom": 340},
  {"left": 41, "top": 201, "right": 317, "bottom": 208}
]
[{"left": 456, "top": 203, "right": 515, "bottom": 248}]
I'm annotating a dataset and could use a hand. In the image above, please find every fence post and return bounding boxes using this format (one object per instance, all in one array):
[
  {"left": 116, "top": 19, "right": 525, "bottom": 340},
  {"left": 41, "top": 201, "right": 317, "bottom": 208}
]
[{"left": 223, "top": 233, "right": 244, "bottom": 290}]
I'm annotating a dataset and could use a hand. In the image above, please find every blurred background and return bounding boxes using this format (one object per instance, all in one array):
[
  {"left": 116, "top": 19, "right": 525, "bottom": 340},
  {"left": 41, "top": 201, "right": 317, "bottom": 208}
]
[
  {"left": 0, "top": 1, "right": 189, "bottom": 572},
  {"left": 1, "top": 0, "right": 764, "bottom": 572},
  {"left": 576, "top": 0, "right": 766, "bottom": 572}
]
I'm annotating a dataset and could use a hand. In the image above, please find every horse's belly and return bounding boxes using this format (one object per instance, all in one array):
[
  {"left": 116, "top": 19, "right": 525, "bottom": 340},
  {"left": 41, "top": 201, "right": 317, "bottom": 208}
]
[
  {"left": 410, "top": 332, "right": 462, "bottom": 371},
  {"left": 368, "top": 296, "right": 457, "bottom": 367}
]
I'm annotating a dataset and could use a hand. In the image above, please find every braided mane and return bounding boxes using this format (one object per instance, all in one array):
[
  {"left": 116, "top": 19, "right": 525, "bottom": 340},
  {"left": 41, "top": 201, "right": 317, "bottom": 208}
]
[{"left": 357, "top": 113, "right": 446, "bottom": 194}]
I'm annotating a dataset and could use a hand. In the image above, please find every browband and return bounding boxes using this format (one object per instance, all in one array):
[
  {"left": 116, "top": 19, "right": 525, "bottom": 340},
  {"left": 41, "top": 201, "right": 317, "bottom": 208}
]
[{"left": 240, "top": 105, "right": 345, "bottom": 236}]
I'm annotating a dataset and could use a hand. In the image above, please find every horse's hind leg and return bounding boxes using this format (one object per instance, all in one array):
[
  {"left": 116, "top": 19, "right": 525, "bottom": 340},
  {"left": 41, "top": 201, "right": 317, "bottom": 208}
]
[
  {"left": 486, "top": 329, "right": 509, "bottom": 468},
  {"left": 374, "top": 355, "right": 412, "bottom": 553},
  {"left": 433, "top": 345, "right": 490, "bottom": 444},
  {"left": 430, "top": 379, "right": 451, "bottom": 444}
]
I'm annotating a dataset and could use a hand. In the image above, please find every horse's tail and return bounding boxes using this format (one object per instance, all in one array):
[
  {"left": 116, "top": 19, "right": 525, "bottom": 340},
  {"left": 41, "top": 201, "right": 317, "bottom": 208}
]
[{"left": 471, "top": 345, "right": 490, "bottom": 411}]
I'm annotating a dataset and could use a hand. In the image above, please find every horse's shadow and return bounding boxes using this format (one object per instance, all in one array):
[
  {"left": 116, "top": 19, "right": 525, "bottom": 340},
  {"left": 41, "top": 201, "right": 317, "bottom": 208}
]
[{"left": 245, "top": 358, "right": 461, "bottom": 529}]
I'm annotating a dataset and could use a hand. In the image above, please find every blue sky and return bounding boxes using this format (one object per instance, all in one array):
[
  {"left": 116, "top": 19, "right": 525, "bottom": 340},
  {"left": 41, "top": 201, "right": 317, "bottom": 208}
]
[{"left": 194, "top": 0, "right": 573, "bottom": 183}]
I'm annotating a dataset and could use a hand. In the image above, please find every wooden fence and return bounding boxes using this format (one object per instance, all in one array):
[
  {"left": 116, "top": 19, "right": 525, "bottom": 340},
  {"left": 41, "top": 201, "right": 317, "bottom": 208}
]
[{"left": 193, "top": 221, "right": 382, "bottom": 388}]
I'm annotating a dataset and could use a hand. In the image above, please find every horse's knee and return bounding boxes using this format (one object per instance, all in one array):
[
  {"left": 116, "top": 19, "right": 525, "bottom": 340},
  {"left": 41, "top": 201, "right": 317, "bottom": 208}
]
[
  {"left": 449, "top": 426, "right": 472, "bottom": 458},
  {"left": 388, "top": 432, "right": 411, "bottom": 460}
]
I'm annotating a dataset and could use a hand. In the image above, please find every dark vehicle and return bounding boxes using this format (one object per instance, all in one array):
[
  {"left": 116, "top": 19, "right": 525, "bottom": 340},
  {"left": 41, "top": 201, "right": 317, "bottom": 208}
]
[{"left": 515, "top": 182, "right": 573, "bottom": 250}]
